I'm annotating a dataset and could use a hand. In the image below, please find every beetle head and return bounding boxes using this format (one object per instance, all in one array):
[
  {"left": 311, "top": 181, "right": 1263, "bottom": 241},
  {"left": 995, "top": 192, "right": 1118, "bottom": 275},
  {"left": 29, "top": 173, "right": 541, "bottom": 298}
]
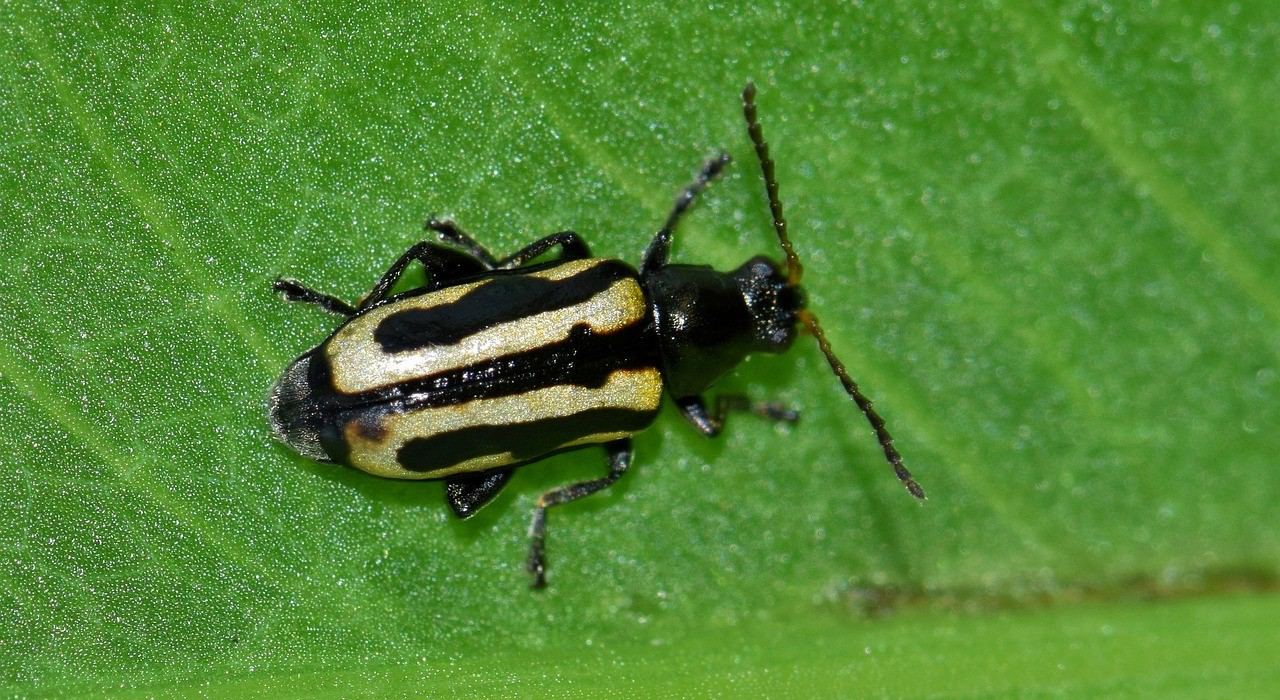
[{"left": 732, "top": 255, "right": 804, "bottom": 353}]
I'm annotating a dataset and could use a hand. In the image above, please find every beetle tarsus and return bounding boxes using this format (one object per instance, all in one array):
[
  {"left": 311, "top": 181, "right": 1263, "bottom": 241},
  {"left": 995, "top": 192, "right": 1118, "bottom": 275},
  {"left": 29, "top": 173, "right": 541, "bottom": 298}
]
[
  {"left": 526, "top": 508, "right": 549, "bottom": 588},
  {"left": 273, "top": 277, "right": 357, "bottom": 316},
  {"left": 676, "top": 394, "right": 799, "bottom": 437},
  {"left": 753, "top": 401, "right": 800, "bottom": 424}
]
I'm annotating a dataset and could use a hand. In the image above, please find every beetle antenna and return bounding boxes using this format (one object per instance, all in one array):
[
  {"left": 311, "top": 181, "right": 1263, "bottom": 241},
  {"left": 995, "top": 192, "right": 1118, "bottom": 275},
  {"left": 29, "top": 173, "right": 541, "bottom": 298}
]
[
  {"left": 743, "top": 82, "right": 803, "bottom": 285},
  {"left": 799, "top": 310, "right": 925, "bottom": 499},
  {"left": 742, "top": 82, "right": 923, "bottom": 500}
]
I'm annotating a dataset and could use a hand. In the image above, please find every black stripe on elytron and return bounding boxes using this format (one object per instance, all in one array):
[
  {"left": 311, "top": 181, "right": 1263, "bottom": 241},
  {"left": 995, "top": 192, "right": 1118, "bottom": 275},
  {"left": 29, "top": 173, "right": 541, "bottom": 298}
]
[
  {"left": 397, "top": 407, "right": 657, "bottom": 473},
  {"left": 337, "top": 319, "right": 660, "bottom": 411},
  {"left": 373, "top": 259, "right": 637, "bottom": 353}
]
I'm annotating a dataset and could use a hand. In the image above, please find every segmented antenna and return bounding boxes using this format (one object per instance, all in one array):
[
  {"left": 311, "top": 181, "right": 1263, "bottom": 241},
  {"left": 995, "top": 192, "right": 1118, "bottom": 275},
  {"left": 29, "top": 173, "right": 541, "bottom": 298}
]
[
  {"left": 742, "top": 82, "right": 803, "bottom": 285},
  {"left": 799, "top": 311, "right": 925, "bottom": 499},
  {"left": 743, "top": 82, "right": 925, "bottom": 500}
]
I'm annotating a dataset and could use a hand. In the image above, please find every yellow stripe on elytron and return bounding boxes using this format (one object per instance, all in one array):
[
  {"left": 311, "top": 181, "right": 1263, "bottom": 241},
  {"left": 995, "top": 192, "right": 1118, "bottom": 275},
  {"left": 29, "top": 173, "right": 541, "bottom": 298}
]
[
  {"left": 344, "top": 367, "right": 663, "bottom": 480},
  {"left": 326, "top": 259, "right": 646, "bottom": 394}
]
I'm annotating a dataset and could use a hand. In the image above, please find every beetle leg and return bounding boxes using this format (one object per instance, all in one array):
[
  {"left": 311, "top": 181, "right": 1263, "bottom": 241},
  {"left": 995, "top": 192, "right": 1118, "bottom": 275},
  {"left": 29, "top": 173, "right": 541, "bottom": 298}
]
[
  {"left": 426, "top": 218, "right": 500, "bottom": 268},
  {"left": 641, "top": 152, "right": 732, "bottom": 273},
  {"left": 498, "top": 231, "right": 592, "bottom": 269},
  {"left": 273, "top": 277, "right": 358, "bottom": 316},
  {"left": 444, "top": 468, "right": 514, "bottom": 519},
  {"left": 430, "top": 218, "right": 591, "bottom": 269},
  {"left": 526, "top": 438, "right": 632, "bottom": 589},
  {"left": 676, "top": 394, "right": 798, "bottom": 438},
  {"left": 357, "top": 241, "right": 491, "bottom": 310}
]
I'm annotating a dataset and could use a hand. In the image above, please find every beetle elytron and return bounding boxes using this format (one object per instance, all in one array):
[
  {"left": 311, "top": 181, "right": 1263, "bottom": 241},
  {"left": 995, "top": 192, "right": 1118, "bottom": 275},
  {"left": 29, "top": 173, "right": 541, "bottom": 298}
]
[{"left": 269, "top": 84, "right": 924, "bottom": 588}]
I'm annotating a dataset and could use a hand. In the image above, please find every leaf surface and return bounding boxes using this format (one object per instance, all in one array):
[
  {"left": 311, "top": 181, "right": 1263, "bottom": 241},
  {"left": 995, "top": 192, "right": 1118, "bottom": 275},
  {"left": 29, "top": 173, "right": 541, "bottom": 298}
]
[{"left": 1, "top": 1, "right": 1277, "bottom": 695}]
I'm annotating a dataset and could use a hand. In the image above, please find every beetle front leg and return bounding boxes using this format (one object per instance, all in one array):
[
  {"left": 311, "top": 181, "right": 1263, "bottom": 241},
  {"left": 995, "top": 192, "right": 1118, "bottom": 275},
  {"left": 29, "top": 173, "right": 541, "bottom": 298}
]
[
  {"left": 676, "top": 394, "right": 798, "bottom": 437},
  {"left": 641, "top": 152, "right": 732, "bottom": 273},
  {"left": 526, "top": 438, "right": 632, "bottom": 589}
]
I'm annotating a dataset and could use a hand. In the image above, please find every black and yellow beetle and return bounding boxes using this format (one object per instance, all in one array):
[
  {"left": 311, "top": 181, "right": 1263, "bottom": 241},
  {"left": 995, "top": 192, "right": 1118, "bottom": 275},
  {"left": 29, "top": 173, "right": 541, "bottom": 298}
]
[{"left": 269, "top": 84, "right": 924, "bottom": 588}]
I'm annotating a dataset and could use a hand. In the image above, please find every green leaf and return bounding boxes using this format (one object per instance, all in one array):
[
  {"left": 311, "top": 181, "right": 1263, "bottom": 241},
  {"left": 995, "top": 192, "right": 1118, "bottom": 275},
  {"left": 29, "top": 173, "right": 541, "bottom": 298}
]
[{"left": 2, "top": 0, "right": 1277, "bottom": 695}]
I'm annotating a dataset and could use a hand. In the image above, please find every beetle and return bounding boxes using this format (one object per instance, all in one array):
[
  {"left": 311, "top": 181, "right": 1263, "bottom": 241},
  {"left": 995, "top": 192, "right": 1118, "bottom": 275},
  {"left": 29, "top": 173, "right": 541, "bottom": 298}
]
[{"left": 268, "top": 83, "right": 924, "bottom": 588}]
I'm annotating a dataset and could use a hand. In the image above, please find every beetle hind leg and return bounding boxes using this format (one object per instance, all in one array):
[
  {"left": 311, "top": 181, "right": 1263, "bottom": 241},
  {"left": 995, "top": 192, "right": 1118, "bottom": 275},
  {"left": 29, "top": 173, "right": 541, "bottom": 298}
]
[
  {"left": 357, "top": 240, "right": 492, "bottom": 310},
  {"left": 427, "top": 218, "right": 500, "bottom": 268},
  {"left": 526, "top": 438, "right": 632, "bottom": 589},
  {"left": 430, "top": 218, "right": 591, "bottom": 270},
  {"left": 498, "top": 231, "right": 591, "bottom": 269},
  {"left": 676, "top": 394, "right": 798, "bottom": 438},
  {"left": 273, "top": 277, "right": 357, "bottom": 316}
]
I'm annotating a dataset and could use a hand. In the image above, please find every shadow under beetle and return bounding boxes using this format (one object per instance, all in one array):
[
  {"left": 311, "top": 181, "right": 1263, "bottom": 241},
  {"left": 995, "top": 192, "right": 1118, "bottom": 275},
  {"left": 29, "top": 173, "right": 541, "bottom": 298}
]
[{"left": 269, "top": 83, "right": 924, "bottom": 588}]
